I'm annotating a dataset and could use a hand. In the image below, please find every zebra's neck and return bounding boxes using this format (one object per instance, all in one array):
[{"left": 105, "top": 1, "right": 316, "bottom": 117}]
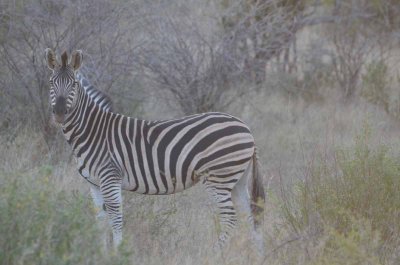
[
  {"left": 62, "top": 84, "right": 110, "bottom": 148},
  {"left": 76, "top": 72, "right": 113, "bottom": 112}
]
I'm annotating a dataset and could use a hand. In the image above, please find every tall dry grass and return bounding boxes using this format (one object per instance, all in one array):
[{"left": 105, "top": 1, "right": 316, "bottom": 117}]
[{"left": 1, "top": 92, "right": 400, "bottom": 264}]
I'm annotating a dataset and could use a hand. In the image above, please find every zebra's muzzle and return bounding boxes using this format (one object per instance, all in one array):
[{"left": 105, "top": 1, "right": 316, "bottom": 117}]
[{"left": 53, "top": 96, "right": 68, "bottom": 123}]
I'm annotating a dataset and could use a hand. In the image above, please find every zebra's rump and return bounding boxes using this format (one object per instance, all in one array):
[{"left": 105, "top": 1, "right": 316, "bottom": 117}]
[{"left": 113, "top": 112, "right": 255, "bottom": 195}]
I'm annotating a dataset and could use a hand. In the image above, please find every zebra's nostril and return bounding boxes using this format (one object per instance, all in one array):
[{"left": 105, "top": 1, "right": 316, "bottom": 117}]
[
  {"left": 52, "top": 109, "right": 55, "bottom": 114},
  {"left": 64, "top": 110, "right": 68, "bottom": 115}
]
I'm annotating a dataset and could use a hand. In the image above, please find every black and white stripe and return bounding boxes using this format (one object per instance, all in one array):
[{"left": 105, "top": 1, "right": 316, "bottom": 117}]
[
  {"left": 76, "top": 72, "right": 113, "bottom": 112},
  {"left": 49, "top": 70, "right": 77, "bottom": 110},
  {"left": 47, "top": 50, "right": 265, "bottom": 251}
]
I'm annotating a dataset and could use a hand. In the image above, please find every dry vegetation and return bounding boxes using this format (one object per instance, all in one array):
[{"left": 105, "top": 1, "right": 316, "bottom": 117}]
[{"left": 1, "top": 0, "right": 400, "bottom": 264}]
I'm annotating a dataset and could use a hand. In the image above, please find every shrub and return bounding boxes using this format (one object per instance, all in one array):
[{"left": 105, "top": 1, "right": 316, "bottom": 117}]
[
  {"left": 280, "top": 125, "right": 400, "bottom": 264},
  {"left": 0, "top": 166, "right": 131, "bottom": 265},
  {"left": 361, "top": 60, "right": 390, "bottom": 114}
]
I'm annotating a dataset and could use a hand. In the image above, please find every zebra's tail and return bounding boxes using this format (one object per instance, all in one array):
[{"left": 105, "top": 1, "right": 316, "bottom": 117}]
[{"left": 251, "top": 148, "right": 265, "bottom": 229}]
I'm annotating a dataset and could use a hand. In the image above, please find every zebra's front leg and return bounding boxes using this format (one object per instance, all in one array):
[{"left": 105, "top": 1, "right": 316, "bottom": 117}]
[
  {"left": 90, "top": 184, "right": 106, "bottom": 219},
  {"left": 90, "top": 184, "right": 110, "bottom": 249},
  {"left": 100, "top": 176, "right": 123, "bottom": 250}
]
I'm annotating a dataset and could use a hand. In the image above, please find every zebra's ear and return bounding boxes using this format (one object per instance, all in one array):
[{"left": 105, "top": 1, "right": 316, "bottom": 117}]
[
  {"left": 70, "top": 50, "right": 83, "bottom": 71},
  {"left": 45, "top": 48, "right": 58, "bottom": 70}
]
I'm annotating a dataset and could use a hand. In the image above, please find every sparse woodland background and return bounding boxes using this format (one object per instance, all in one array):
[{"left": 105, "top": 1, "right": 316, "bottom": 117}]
[{"left": 1, "top": 0, "right": 400, "bottom": 264}]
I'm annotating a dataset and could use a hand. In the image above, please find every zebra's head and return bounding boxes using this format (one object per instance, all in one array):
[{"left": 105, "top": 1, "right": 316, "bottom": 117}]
[{"left": 45, "top": 48, "right": 83, "bottom": 124}]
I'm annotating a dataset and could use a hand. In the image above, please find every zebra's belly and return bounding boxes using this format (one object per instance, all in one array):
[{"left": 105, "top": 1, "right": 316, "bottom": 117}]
[{"left": 121, "top": 170, "right": 199, "bottom": 195}]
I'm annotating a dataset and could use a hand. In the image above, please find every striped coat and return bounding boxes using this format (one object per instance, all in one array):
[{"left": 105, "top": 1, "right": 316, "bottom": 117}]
[{"left": 45, "top": 49, "right": 265, "bottom": 251}]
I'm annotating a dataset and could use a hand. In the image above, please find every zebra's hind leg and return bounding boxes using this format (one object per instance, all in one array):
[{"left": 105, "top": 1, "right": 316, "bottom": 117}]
[{"left": 204, "top": 175, "right": 239, "bottom": 250}]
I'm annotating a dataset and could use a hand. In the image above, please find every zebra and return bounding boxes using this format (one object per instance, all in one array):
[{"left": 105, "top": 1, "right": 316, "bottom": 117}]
[{"left": 45, "top": 49, "right": 265, "bottom": 252}]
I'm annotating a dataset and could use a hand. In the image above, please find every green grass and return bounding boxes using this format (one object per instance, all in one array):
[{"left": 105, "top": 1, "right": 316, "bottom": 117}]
[
  {"left": 279, "top": 124, "right": 400, "bottom": 264},
  {"left": 0, "top": 165, "right": 131, "bottom": 265}
]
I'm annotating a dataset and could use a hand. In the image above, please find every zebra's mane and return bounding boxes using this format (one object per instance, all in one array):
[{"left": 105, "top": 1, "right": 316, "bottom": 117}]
[{"left": 76, "top": 72, "right": 113, "bottom": 112}]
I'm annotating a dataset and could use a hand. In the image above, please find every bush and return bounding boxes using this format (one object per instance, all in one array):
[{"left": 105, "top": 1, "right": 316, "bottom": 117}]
[
  {"left": 0, "top": 166, "right": 131, "bottom": 265},
  {"left": 280, "top": 124, "right": 400, "bottom": 264},
  {"left": 361, "top": 60, "right": 390, "bottom": 113}
]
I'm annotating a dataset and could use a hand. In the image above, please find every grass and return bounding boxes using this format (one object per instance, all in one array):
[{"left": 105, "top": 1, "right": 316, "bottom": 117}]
[
  {"left": 1, "top": 94, "right": 400, "bottom": 264},
  {"left": 0, "top": 165, "right": 131, "bottom": 265},
  {"left": 0, "top": 132, "right": 131, "bottom": 265},
  {"left": 278, "top": 124, "right": 400, "bottom": 264}
]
